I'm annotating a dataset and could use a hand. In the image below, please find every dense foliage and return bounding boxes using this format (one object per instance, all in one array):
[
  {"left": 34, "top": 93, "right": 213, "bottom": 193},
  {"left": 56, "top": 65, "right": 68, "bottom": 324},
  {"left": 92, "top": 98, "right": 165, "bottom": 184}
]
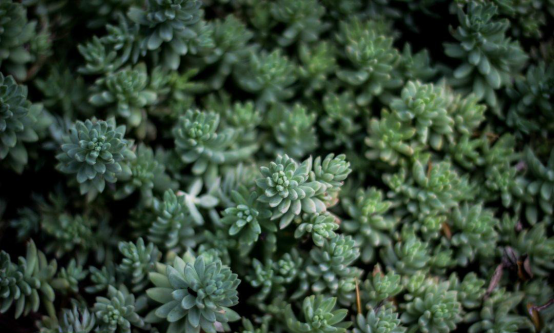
[{"left": 0, "top": 0, "right": 553, "bottom": 332}]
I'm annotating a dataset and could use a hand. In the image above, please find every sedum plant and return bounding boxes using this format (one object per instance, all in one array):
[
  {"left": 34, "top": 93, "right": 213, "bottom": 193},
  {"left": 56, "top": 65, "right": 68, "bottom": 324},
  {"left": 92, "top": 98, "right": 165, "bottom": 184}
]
[
  {"left": 448, "top": 203, "right": 498, "bottom": 266},
  {"left": 400, "top": 280, "right": 462, "bottom": 333},
  {"left": 0, "top": 240, "right": 56, "bottom": 319},
  {"left": 270, "top": 0, "right": 328, "bottom": 47},
  {"left": 146, "top": 252, "right": 240, "bottom": 333},
  {"left": 449, "top": 272, "right": 485, "bottom": 310},
  {"left": 56, "top": 118, "right": 135, "bottom": 199},
  {"left": 319, "top": 92, "right": 360, "bottom": 149},
  {"left": 307, "top": 235, "right": 361, "bottom": 305},
  {"left": 256, "top": 154, "right": 325, "bottom": 229},
  {"left": 505, "top": 62, "right": 554, "bottom": 134},
  {"left": 0, "top": 1, "right": 553, "bottom": 333},
  {"left": 234, "top": 49, "right": 297, "bottom": 109},
  {"left": 221, "top": 185, "right": 272, "bottom": 253},
  {"left": 311, "top": 153, "right": 352, "bottom": 204},
  {"left": 294, "top": 213, "right": 339, "bottom": 247},
  {"left": 342, "top": 187, "right": 396, "bottom": 263},
  {"left": 444, "top": 2, "right": 527, "bottom": 108},
  {"left": 173, "top": 109, "right": 257, "bottom": 177},
  {"left": 0, "top": 0, "right": 38, "bottom": 80},
  {"left": 52, "top": 259, "right": 88, "bottom": 294},
  {"left": 336, "top": 19, "right": 402, "bottom": 106},
  {"left": 381, "top": 234, "right": 431, "bottom": 275},
  {"left": 361, "top": 267, "right": 403, "bottom": 306},
  {"left": 267, "top": 103, "right": 317, "bottom": 158},
  {"left": 118, "top": 238, "right": 160, "bottom": 292},
  {"left": 464, "top": 290, "right": 533, "bottom": 333},
  {"left": 115, "top": 143, "right": 175, "bottom": 206},
  {"left": 298, "top": 42, "right": 337, "bottom": 96},
  {"left": 354, "top": 307, "right": 406, "bottom": 333},
  {"left": 204, "top": 15, "right": 253, "bottom": 89},
  {"left": 365, "top": 109, "right": 416, "bottom": 166},
  {"left": 127, "top": 0, "right": 210, "bottom": 70},
  {"left": 390, "top": 81, "right": 453, "bottom": 150},
  {"left": 93, "top": 285, "right": 145, "bottom": 333},
  {"left": 0, "top": 73, "right": 47, "bottom": 173},
  {"left": 384, "top": 155, "right": 473, "bottom": 220},
  {"left": 89, "top": 64, "right": 157, "bottom": 128},
  {"left": 38, "top": 300, "right": 97, "bottom": 333},
  {"left": 285, "top": 295, "right": 351, "bottom": 333},
  {"left": 148, "top": 189, "right": 196, "bottom": 250},
  {"left": 522, "top": 147, "right": 554, "bottom": 223}
]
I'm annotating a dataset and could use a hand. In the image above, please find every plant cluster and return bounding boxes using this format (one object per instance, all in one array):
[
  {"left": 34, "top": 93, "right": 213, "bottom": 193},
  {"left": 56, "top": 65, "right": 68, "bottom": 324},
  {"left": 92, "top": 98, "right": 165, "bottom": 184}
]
[{"left": 0, "top": 1, "right": 553, "bottom": 333}]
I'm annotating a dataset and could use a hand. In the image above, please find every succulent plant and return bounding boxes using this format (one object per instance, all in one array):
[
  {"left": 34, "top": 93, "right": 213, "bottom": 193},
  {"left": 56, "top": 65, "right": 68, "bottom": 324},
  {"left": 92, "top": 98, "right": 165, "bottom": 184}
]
[
  {"left": 465, "top": 290, "right": 533, "bottom": 333},
  {"left": 336, "top": 18, "right": 402, "bottom": 106},
  {"left": 56, "top": 118, "right": 135, "bottom": 198},
  {"left": 449, "top": 272, "right": 485, "bottom": 310},
  {"left": 319, "top": 92, "right": 360, "bottom": 149},
  {"left": 52, "top": 259, "right": 88, "bottom": 294},
  {"left": 522, "top": 147, "right": 554, "bottom": 223},
  {"left": 381, "top": 235, "right": 431, "bottom": 275},
  {"left": 267, "top": 103, "right": 317, "bottom": 158},
  {"left": 204, "top": 15, "right": 253, "bottom": 89},
  {"left": 506, "top": 62, "right": 554, "bottom": 134},
  {"left": 221, "top": 185, "right": 272, "bottom": 252},
  {"left": 298, "top": 42, "right": 337, "bottom": 96},
  {"left": 401, "top": 280, "right": 462, "bottom": 333},
  {"left": 86, "top": 265, "right": 117, "bottom": 294},
  {"left": 513, "top": 222, "right": 554, "bottom": 277},
  {"left": 361, "top": 267, "right": 403, "bottom": 306},
  {"left": 384, "top": 156, "right": 473, "bottom": 220},
  {"left": 0, "top": 0, "right": 36, "bottom": 80},
  {"left": 93, "top": 285, "right": 145, "bottom": 333},
  {"left": 39, "top": 300, "right": 97, "bottom": 333},
  {"left": 449, "top": 204, "right": 498, "bottom": 266},
  {"left": 148, "top": 189, "right": 196, "bottom": 250},
  {"left": 115, "top": 144, "right": 175, "bottom": 206},
  {"left": 89, "top": 64, "right": 157, "bottom": 128},
  {"left": 256, "top": 154, "right": 326, "bottom": 229},
  {"left": 311, "top": 153, "right": 352, "bottom": 204},
  {"left": 365, "top": 109, "right": 416, "bottom": 166},
  {"left": 307, "top": 235, "right": 361, "bottom": 304},
  {"left": 41, "top": 213, "right": 97, "bottom": 258},
  {"left": 285, "top": 295, "right": 351, "bottom": 333},
  {"left": 342, "top": 188, "right": 396, "bottom": 263},
  {"left": 118, "top": 238, "right": 160, "bottom": 292},
  {"left": 0, "top": 240, "right": 56, "bottom": 319},
  {"left": 354, "top": 307, "right": 406, "bottom": 333},
  {"left": 146, "top": 252, "right": 240, "bottom": 333},
  {"left": 234, "top": 50, "right": 297, "bottom": 109},
  {"left": 0, "top": 73, "right": 46, "bottom": 173},
  {"left": 173, "top": 110, "right": 258, "bottom": 176},
  {"left": 444, "top": 2, "right": 527, "bottom": 108},
  {"left": 128, "top": 0, "right": 211, "bottom": 70},
  {"left": 270, "top": 0, "right": 328, "bottom": 46},
  {"left": 390, "top": 81, "right": 453, "bottom": 150},
  {"left": 78, "top": 36, "right": 123, "bottom": 75},
  {"left": 294, "top": 213, "right": 339, "bottom": 247}
]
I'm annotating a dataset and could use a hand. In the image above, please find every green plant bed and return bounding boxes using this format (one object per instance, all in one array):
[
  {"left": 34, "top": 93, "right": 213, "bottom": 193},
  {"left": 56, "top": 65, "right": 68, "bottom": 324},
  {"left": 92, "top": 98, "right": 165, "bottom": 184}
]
[{"left": 0, "top": 0, "right": 553, "bottom": 332}]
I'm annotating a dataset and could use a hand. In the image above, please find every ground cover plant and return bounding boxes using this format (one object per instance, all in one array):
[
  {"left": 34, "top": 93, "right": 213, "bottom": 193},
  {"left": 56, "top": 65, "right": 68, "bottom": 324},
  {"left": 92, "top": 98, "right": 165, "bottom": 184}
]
[{"left": 0, "top": 0, "right": 553, "bottom": 332}]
